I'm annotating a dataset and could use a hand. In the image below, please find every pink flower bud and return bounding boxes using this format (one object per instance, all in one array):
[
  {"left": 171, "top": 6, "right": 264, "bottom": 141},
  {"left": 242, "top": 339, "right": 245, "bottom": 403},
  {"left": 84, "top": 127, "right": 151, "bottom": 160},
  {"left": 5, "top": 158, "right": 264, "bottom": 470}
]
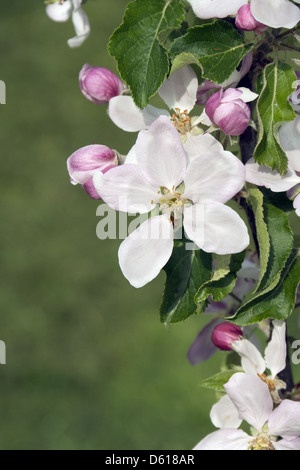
[
  {"left": 205, "top": 88, "right": 251, "bottom": 136},
  {"left": 235, "top": 5, "right": 267, "bottom": 33},
  {"left": 67, "top": 144, "right": 118, "bottom": 198},
  {"left": 79, "top": 64, "right": 126, "bottom": 104},
  {"left": 211, "top": 322, "right": 243, "bottom": 351}
]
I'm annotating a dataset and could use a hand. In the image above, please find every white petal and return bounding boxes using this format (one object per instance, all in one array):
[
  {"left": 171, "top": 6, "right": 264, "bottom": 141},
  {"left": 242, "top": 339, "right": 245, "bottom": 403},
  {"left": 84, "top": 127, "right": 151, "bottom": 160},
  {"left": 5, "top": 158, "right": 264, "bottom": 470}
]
[
  {"left": 224, "top": 373, "right": 273, "bottom": 431},
  {"left": 118, "top": 216, "right": 174, "bottom": 288},
  {"left": 187, "top": 0, "right": 247, "bottom": 19},
  {"left": 232, "top": 339, "right": 266, "bottom": 375},
  {"left": 274, "top": 438, "right": 300, "bottom": 450},
  {"left": 46, "top": 0, "right": 72, "bottom": 22},
  {"left": 237, "top": 87, "right": 258, "bottom": 103},
  {"left": 264, "top": 320, "right": 286, "bottom": 379},
  {"left": 158, "top": 66, "right": 198, "bottom": 113},
  {"left": 245, "top": 158, "right": 300, "bottom": 192},
  {"left": 251, "top": 0, "right": 300, "bottom": 28},
  {"left": 193, "top": 428, "right": 250, "bottom": 450},
  {"left": 93, "top": 165, "right": 157, "bottom": 213},
  {"left": 278, "top": 117, "right": 300, "bottom": 172},
  {"left": 124, "top": 145, "right": 138, "bottom": 165},
  {"left": 135, "top": 116, "right": 187, "bottom": 189},
  {"left": 210, "top": 395, "right": 242, "bottom": 429},
  {"left": 294, "top": 193, "right": 300, "bottom": 216},
  {"left": 183, "top": 133, "right": 224, "bottom": 163},
  {"left": 184, "top": 203, "right": 249, "bottom": 255},
  {"left": 268, "top": 400, "right": 300, "bottom": 438},
  {"left": 183, "top": 150, "right": 245, "bottom": 204},
  {"left": 108, "top": 96, "right": 169, "bottom": 132},
  {"left": 68, "top": 8, "right": 90, "bottom": 47}
]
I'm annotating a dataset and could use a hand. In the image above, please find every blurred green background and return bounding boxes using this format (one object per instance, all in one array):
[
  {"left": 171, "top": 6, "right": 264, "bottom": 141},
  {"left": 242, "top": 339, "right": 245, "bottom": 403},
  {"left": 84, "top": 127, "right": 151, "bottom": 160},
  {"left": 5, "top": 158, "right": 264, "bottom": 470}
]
[{"left": 0, "top": 0, "right": 299, "bottom": 451}]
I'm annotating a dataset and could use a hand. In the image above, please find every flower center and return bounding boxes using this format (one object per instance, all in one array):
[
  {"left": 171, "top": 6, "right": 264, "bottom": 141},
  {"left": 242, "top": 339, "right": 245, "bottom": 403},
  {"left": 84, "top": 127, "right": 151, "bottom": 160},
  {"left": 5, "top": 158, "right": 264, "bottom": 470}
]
[
  {"left": 154, "top": 185, "right": 191, "bottom": 219},
  {"left": 248, "top": 434, "right": 275, "bottom": 451},
  {"left": 257, "top": 373, "right": 276, "bottom": 392},
  {"left": 170, "top": 108, "right": 192, "bottom": 135}
]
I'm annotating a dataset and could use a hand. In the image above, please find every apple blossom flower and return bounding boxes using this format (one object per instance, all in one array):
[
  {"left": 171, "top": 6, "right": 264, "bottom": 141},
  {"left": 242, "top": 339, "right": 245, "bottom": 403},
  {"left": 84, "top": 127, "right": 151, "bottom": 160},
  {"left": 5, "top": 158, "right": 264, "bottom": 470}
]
[
  {"left": 108, "top": 66, "right": 204, "bottom": 140},
  {"left": 194, "top": 373, "right": 300, "bottom": 450},
  {"left": 46, "top": 0, "right": 90, "bottom": 48},
  {"left": 186, "top": 0, "right": 300, "bottom": 29},
  {"left": 246, "top": 116, "right": 300, "bottom": 215},
  {"left": 93, "top": 116, "right": 249, "bottom": 288},
  {"left": 205, "top": 88, "right": 257, "bottom": 136},
  {"left": 67, "top": 144, "right": 119, "bottom": 199},
  {"left": 235, "top": 5, "right": 267, "bottom": 33},
  {"left": 232, "top": 320, "right": 287, "bottom": 402},
  {"left": 79, "top": 65, "right": 127, "bottom": 104},
  {"left": 211, "top": 322, "right": 243, "bottom": 351}
]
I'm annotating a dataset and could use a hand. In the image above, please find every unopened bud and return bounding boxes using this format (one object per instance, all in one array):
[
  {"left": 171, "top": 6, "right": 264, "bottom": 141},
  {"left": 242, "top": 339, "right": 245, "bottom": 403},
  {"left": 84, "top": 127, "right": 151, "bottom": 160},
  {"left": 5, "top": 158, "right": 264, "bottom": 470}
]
[
  {"left": 205, "top": 88, "right": 251, "bottom": 136},
  {"left": 211, "top": 322, "right": 243, "bottom": 351},
  {"left": 67, "top": 144, "right": 118, "bottom": 198},
  {"left": 79, "top": 64, "right": 126, "bottom": 104},
  {"left": 235, "top": 5, "right": 267, "bottom": 34}
]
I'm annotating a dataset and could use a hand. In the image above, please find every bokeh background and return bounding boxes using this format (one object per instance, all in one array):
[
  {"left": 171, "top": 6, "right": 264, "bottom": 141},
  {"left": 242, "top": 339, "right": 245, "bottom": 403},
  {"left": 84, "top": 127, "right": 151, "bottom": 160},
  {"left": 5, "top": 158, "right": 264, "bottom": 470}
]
[{"left": 0, "top": 0, "right": 299, "bottom": 450}]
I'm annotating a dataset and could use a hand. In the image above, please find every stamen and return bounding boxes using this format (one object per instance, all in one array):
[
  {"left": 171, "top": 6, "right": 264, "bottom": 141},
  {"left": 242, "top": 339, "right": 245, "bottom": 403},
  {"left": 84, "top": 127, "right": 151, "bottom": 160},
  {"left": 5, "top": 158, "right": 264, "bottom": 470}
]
[
  {"left": 248, "top": 435, "right": 275, "bottom": 451},
  {"left": 170, "top": 108, "right": 192, "bottom": 135},
  {"left": 257, "top": 373, "right": 276, "bottom": 391}
]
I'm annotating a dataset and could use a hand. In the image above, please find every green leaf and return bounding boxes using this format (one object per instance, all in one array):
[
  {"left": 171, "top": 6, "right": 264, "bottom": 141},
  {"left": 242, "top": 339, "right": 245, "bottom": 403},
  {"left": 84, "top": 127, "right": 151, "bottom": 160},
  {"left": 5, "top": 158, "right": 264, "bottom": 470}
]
[
  {"left": 194, "top": 251, "right": 246, "bottom": 304},
  {"left": 160, "top": 242, "right": 212, "bottom": 324},
  {"left": 254, "top": 60, "right": 296, "bottom": 174},
  {"left": 247, "top": 186, "right": 293, "bottom": 293},
  {"left": 108, "top": 0, "right": 185, "bottom": 109},
  {"left": 169, "top": 20, "right": 253, "bottom": 84},
  {"left": 199, "top": 369, "right": 240, "bottom": 392},
  {"left": 229, "top": 250, "right": 300, "bottom": 325}
]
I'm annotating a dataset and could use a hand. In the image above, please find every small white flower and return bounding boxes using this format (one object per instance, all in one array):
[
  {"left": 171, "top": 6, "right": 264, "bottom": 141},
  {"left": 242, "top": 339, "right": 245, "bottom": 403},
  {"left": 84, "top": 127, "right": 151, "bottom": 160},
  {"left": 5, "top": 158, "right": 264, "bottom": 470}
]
[
  {"left": 93, "top": 116, "right": 249, "bottom": 288},
  {"left": 186, "top": 0, "right": 300, "bottom": 29},
  {"left": 194, "top": 373, "right": 300, "bottom": 450},
  {"left": 46, "top": 0, "right": 90, "bottom": 48}
]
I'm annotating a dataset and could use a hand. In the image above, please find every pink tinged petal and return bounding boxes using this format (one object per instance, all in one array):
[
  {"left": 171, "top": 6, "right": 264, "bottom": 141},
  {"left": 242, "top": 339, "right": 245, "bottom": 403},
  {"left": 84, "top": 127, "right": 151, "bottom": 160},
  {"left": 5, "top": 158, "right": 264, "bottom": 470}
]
[
  {"left": 268, "top": 400, "right": 300, "bottom": 438},
  {"left": 108, "top": 96, "right": 169, "bottom": 132},
  {"left": 82, "top": 177, "right": 101, "bottom": 199},
  {"left": 184, "top": 203, "right": 249, "bottom": 255},
  {"left": 124, "top": 145, "right": 138, "bottom": 165},
  {"left": 68, "top": 8, "right": 90, "bottom": 48},
  {"left": 193, "top": 428, "right": 250, "bottom": 450},
  {"left": 210, "top": 395, "right": 242, "bottom": 429},
  {"left": 183, "top": 150, "right": 245, "bottom": 204},
  {"left": 224, "top": 373, "right": 273, "bottom": 431},
  {"left": 245, "top": 158, "right": 300, "bottom": 191},
  {"left": 232, "top": 339, "right": 266, "bottom": 375},
  {"left": 264, "top": 320, "right": 286, "bottom": 379},
  {"left": 93, "top": 164, "right": 157, "bottom": 213},
  {"left": 135, "top": 116, "right": 187, "bottom": 189},
  {"left": 187, "top": 0, "right": 247, "bottom": 19},
  {"left": 294, "top": 194, "right": 300, "bottom": 217},
  {"left": 251, "top": 0, "right": 300, "bottom": 29},
  {"left": 67, "top": 144, "right": 117, "bottom": 184},
  {"left": 118, "top": 215, "right": 174, "bottom": 288},
  {"left": 273, "top": 438, "right": 300, "bottom": 450},
  {"left": 79, "top": 65, "right": 125, "bottom": 104},
  {"left": 187, "top": 318, "right": 221, "bottom": 365},
  {"left": 46, "top": 0, "right": 72, "bottom": 22},
  {"left": 235, "top": 4, "right": 267, "bottom": 32},
  {"left": 158, "top": 66, "right": 198, "bottom": 113},
  {"left": 183, "top": 133, "right": 224, "bottom": 163}
]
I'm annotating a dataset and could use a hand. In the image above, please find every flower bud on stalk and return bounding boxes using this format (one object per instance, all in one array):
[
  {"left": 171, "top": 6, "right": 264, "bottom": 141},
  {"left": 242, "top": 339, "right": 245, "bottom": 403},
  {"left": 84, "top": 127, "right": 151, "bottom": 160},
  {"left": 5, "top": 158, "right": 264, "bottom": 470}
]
[
  {"left": 79, "top": 64, "right": 126, "bottom": 104},
  {"left": 67, "top": 144, "right": 119, "bottom": 198},
  {"left": 211, "top": 322, "right": 243, "bottom": 351},
  {"left": 205, "top": 88, "right": 251, "bottom": 136},
  {"left": 235, "top": 5, "right": 267, "bottom": 33}
]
